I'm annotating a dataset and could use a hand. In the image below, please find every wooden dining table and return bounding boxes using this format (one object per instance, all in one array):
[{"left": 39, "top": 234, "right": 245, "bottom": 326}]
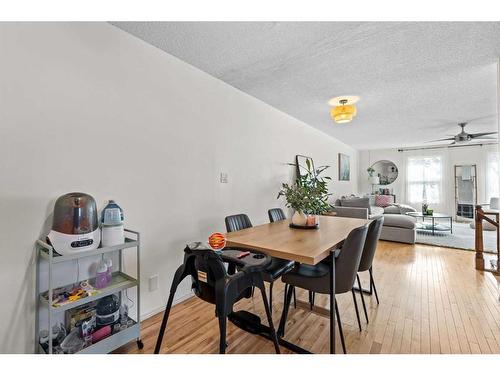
[{"left": 225, "top": 215, "right": 370, "bottom": 354}]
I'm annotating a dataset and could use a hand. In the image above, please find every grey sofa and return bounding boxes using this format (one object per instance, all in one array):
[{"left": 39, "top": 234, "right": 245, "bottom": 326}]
[{"left": 333, "top": 196, "right": 417, "bottom": 244}]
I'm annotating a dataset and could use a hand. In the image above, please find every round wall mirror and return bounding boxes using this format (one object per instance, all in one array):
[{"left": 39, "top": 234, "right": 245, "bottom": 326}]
[{"left": 370, "top": 160, "right": 398, "bottom": 185}]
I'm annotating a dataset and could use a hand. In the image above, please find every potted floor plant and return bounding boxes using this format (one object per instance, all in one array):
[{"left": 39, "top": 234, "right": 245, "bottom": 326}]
[{"left": 278, "top": 159, "right": 332, "bottom": 227}]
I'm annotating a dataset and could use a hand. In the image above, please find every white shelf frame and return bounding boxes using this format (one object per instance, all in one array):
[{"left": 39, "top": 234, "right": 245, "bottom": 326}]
[{"left": 35, "top": 228, "right": 141, "bottom": 354}]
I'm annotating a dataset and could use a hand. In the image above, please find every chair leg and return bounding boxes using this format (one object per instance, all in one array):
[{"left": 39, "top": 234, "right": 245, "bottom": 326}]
[
  {"left": 369, "top": 267, "right": 379, "bottom": 304},
  {"left": 277, "top": 284, "right": 294, "bottom": 337},
  {"left": 154, "top": 289, "right": 176, "bottom": 354},
  {"left": 259, "top": 282, "right": 280, "bottom": 354},
  {"left": 293, "top": 286, "right": 297, "bottom": 308},
  {"left": 154, "top": 265, "right": 185, "bottom": 354},
  {"left": 309, "top": 291, "right": 314, "bottom": 310},
  {"left": 218, "top": 315, "right": 227, "bottom": 354},
  {"left": 335, "top": 298, "right": 346, "bottom": 354},
  {"left": 351, "top": 289, "right": 362, "bottom": 332},
  {"left": 269, "top": 282, "right": 273, "bottom": 317},
  {"left": 357, "top": 274, "right": 369, "bottom": 324}
]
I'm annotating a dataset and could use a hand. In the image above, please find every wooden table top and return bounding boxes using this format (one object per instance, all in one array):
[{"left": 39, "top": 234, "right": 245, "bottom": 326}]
[{"left": 225, "top": 215, "right": 370, "bottom": 265}]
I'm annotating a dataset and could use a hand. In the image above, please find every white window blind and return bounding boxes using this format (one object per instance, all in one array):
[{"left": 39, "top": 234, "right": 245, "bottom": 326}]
[
  {"left": 406, "top": 155, "right": 443, "bottom": 204},
  {"left": 486, "top": 151, "right": 499, "bottom": 201}
]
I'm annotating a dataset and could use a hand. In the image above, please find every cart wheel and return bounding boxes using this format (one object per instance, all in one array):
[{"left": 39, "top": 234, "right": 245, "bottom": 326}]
[{"left": 137, "top": 340, "right": 144, "bottom": 350}]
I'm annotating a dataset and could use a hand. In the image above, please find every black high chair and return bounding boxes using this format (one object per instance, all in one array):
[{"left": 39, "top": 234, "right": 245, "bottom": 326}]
[{"left": 154, "top": 242, "right": 281, "bottom": 354}]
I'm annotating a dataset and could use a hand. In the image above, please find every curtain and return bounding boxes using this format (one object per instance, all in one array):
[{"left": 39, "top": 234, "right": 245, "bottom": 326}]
[
  {"left": 406, "top": 155, "right": 443, "bottom": 204},
  {"left": 486, "top": 151, "right": 499, "bottom": 202}
]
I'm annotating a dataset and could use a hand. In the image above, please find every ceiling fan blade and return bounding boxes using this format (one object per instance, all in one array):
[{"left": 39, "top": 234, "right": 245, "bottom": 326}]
[
  {"left": 469, "top": 132, "right": 498, "bottom": 138},
  {"left": 471, "top": 135, "right": 498, "bottom": 140},
  {"left": 425, "top": 137, "right": 455, "bottom": 143},
  {"left": 466, "top": 114, "right": 496, "bottom": 123}
]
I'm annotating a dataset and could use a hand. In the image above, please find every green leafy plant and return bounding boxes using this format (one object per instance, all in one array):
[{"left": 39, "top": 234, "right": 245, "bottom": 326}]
[
  {"left": 367, "top": 166, "right": 375, "bottom": 176},
  {"left": 277, "top": 159, "right": 332, "bottom": 215}
]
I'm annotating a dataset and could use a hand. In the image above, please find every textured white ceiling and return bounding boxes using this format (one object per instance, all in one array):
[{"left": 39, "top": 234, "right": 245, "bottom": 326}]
[{"left": 111, "top": 22, "right": 500, "bottom": 150}]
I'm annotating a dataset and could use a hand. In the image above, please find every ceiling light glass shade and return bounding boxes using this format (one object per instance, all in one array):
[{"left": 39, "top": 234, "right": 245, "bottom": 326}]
[{"left": 331, "top": 104, "right": 357, "bottom": 123}]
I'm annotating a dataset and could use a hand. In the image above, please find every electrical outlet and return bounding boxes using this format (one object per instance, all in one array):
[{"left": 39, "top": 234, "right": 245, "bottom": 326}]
[
  {"left": 220, "top": 172, "right": 228, "bottom": 183},
  {"left": 149, "top": 274, "right": 159, "bottom": 292}
]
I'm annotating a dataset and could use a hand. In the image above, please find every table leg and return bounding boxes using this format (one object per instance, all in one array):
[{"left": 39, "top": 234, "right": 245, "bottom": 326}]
[
  {"left": 432, "top": 217, "right": 435, "bottom": 235},
  {"left": 329, "top": 250, "right": 336, "bottom": 354},
  {"left": 450, "top": 217, "right": 453, "bottom": 234}
]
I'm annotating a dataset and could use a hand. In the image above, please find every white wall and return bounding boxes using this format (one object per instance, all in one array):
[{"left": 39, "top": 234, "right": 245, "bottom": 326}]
[
  {"left": 358, "top": 144, "right": 499, "bottom": 215},
  {"left": 0, "top": 23, "right": 358, "bottom": 353}
]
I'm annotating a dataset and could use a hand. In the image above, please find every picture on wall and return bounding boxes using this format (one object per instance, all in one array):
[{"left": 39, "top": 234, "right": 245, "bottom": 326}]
[{"left": 338, "top": 153, "right": 350, "bottom": 181}]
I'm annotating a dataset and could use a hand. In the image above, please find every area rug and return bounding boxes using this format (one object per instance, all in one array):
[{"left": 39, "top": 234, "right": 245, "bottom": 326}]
[{"left": 416, "top": 221, "right": 497, "bottom": 251}]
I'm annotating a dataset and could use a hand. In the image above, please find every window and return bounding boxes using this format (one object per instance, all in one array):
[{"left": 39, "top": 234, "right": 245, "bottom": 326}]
[
  {"left": 486, "top": 151, "right": 499, "bottom": 201},
  {"left": 406, "top": 155, "right": 443, "bottom": 204}
]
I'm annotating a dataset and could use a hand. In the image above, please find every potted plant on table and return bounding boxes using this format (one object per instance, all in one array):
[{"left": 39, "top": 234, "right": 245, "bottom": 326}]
[{"left": 277, "top": 159, "right": 332, "bottom": 228}]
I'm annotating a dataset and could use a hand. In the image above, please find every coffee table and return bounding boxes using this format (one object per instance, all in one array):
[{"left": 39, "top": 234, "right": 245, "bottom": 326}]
[{"left": 406, "top": 212, "right": 453, "bottom": 235}]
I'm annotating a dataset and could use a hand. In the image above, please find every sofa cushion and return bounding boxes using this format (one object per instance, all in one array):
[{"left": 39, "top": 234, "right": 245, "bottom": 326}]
[
  {"left": 383, "top": 214, "right": 416, "bottom": 229},
  {"left": 370, "top": 206, "right": 384, "bottom": 217},
  {"left": 397, "top": 204, "right": 417, "bottom": 215},
  {"left": 340, "top": 197, "right": 370, "bottom": 214},
  {"left": 367, "top": 195, "right": 376, "bottom": 206},
  {"left": 384, "top": 205, "right": 401, "bottom": 214}
]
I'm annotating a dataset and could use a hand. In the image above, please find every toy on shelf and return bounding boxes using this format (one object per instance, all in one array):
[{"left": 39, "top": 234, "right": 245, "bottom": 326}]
[{"left": 43, "top": 281, "right": 99, "bottom": 307}]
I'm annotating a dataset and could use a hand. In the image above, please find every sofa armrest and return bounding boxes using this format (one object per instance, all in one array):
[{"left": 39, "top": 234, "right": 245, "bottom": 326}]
[{"left": 333, "top": 206, "right": 369, "bottom": 219}]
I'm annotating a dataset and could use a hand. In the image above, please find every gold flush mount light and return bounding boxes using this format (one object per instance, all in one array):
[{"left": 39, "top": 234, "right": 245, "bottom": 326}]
[{"left": 329, "top": 96, "right": 359, "bottom": 124}]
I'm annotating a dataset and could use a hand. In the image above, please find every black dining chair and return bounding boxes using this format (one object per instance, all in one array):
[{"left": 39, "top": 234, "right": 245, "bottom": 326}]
[
  {"left": 355, "top": 216, "right": 384, "bottom": 323},
  {"left": 225, "top": 213, "right": 295, "bottom": 315},
  {"left": 279, "top": 225, "right": 368, "bottom": 354},
  {"left": 268, "top": 207, "right": 287, "bottom": 223},
  {"left": 154, "top": 242, "right": 280, "bottom": 354}
]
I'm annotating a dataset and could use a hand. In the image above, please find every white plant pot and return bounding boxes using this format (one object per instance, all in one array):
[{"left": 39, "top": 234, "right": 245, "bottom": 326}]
[{"left": 292, "top": 210, "right": 308, "bottom": 226}]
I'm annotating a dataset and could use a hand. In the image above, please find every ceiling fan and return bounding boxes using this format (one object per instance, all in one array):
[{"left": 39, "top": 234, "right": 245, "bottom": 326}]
[{"left": 427, "top": 122, "right": 498, "bottom": 145}]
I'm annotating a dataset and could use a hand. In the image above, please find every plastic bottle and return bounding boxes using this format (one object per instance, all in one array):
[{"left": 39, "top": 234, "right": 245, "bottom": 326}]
[
  {"left": 95, "top": 260, "right": 108, "bottom": 289},
  {"left": 101, "top": 200, "right": 124, "bottom": 226},
  {"left": 104, "top": 257, "right": 113, "bottom": 284},
  {"left": 120, "top": 304, "right": 128, "bottom": 325},
  {"left": 101, "top": 200, "right": 125, "bottom": 247}
]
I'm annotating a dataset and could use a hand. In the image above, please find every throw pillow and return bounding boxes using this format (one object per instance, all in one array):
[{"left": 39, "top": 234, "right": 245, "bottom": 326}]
[
  {"left": 375, "top": 195, "right": 392, "bottom": 207},
  {"left": 398, "top": 204, "right": 417, "bottom": 215},
  {"left": 340, "top": 197, "right": 371, "bottom": 214},
  {"left": 383, "top": 205, "right": 401, "bottom": 214}
]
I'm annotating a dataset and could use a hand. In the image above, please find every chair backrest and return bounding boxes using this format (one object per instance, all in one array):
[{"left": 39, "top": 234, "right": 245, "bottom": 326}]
[
  {"left": 334, "top": 225, "right": 368, "bottom": 293},
  {"left": 225, "top": 214, "right": 253, "bottom": 232},
  {"left": 358, "top": 217, "right": 384, "bottom": 272},
  {"left": 184, "top": 243, "right": 229, "bottom": 304},
  {"left": 268, "top": 208, "right": 286, "bottom": 223}
]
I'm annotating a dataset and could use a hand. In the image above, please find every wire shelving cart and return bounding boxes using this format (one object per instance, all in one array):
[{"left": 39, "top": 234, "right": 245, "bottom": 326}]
[{"left": 35, "top": 229, "right": 143, "bottom": 354}]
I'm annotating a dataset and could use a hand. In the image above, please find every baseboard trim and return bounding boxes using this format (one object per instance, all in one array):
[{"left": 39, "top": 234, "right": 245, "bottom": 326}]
[{"left": 139, "top": 291, "right": 194, "bottom": 321}]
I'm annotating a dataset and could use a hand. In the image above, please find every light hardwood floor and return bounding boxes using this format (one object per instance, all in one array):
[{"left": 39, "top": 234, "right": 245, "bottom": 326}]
[{"left": 116, "top": 241, "right": 500, "bottom": 354}]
